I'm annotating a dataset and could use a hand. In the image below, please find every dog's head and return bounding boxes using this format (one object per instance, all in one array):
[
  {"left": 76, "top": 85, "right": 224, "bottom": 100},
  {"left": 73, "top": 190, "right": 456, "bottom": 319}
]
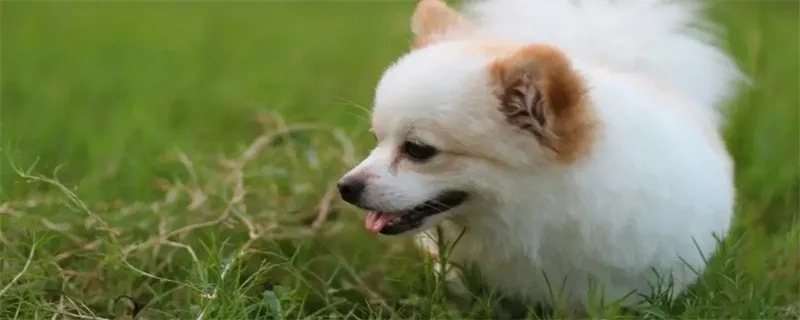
[{"left": 338, "top": 0, "right": 596, "bottom": 236}]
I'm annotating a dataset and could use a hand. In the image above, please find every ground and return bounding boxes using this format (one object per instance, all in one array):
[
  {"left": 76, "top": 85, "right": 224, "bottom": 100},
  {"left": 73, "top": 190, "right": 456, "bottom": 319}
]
[{"left": 1, "top": 1, "right": 798, "bottom": 319}]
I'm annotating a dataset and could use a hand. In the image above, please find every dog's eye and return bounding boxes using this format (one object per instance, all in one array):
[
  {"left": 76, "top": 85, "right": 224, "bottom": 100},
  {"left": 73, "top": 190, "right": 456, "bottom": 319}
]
[{"left": 401, "top": 141, "right": 438, "bottom": 161}]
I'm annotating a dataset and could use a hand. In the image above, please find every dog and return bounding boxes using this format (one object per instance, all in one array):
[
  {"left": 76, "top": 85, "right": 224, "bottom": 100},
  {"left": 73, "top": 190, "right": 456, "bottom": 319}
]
[{"left": 337, "top": 0, "right": 745, "bottom": 311}]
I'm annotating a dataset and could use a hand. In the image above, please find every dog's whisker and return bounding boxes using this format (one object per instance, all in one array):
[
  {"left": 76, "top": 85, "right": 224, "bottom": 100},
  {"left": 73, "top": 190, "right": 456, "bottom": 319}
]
[{"left": 335, "top": 97, "right": 372, "bottom": 117}]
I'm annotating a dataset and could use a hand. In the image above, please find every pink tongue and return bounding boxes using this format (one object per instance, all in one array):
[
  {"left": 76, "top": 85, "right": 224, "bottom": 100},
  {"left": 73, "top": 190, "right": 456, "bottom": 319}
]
[{"left": 365, "top": 211, "right": 403, "bottom": 233}]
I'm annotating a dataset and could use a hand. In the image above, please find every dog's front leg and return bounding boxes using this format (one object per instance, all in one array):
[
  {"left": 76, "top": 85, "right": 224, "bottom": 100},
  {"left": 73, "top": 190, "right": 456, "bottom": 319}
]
[{"left": 413, "top": 230, "right": 470, "bottom": 298}]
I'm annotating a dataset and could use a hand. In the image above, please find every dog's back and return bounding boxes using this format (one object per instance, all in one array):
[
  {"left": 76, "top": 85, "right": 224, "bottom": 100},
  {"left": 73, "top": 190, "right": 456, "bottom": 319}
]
[{"left": 461, "top": 0, "right": 746, "bottom": 126}]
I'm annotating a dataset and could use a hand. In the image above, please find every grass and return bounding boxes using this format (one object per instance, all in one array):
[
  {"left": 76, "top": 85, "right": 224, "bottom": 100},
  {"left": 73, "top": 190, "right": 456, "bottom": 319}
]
[{"left": 0, "top": 0, "right": 798, "bottom": 319}]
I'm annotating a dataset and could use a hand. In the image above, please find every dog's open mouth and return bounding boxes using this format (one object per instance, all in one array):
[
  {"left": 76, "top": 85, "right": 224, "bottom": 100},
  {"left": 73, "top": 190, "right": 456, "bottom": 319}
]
[{"left": 364, "top": 191, "right": 468, "bottom": 235}]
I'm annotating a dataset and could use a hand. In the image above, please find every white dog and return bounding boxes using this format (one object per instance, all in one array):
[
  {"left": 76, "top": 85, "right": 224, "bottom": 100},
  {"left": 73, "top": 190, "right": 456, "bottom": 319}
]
[{"left": 337, "top": 0, "right": 745, "bottom": 311}]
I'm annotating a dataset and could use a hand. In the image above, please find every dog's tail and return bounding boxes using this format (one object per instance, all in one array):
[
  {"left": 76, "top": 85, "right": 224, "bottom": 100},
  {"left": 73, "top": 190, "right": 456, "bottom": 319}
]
[{"left": 462, "top": 0, "right": 747, "bottom": 126}]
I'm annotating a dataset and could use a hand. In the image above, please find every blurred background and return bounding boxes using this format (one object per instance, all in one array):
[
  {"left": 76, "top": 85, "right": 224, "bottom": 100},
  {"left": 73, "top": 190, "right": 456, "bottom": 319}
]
[{"left": 1, "top": 1, "right": 798, "bottom": 319}]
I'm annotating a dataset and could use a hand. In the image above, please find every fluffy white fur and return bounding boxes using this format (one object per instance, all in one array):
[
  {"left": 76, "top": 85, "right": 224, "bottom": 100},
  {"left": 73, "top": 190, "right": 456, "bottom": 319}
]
[
  {"left": 462, "top": 0, "right": 746, "bottom": 126},
  {"left": 339, "top": 0, "right": 745, "bottom": 310}
]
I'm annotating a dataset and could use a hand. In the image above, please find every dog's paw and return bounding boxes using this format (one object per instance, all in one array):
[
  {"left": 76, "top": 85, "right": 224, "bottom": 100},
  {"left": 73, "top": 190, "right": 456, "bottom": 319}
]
[{"left": 414, "top": 232, "right": 470, "bottom": 299}]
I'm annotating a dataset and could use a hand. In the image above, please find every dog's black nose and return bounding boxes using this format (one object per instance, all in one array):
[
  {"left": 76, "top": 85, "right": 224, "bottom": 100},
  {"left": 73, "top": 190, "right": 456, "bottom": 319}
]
[{"left": 337, "top": 178, "right": 365, "bottom": 205}]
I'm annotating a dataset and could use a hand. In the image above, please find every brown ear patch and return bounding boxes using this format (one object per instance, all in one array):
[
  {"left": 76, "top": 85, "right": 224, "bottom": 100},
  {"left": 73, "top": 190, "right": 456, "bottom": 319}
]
[
  {"left": 411, "top": 0, "right": 473, "bottom": 49},
  {"left": 489, "top": 44, "right": 598, "bottom": 163}
]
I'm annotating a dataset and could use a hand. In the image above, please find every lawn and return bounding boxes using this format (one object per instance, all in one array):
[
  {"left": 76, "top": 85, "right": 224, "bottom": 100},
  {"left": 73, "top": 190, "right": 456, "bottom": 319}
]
[{"left": 1, "top": 1, "right": 798, "bottom": 319}]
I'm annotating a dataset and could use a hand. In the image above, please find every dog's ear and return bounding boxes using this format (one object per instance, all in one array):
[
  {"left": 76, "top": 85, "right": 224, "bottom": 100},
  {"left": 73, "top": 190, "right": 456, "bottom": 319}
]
[
  {"left": 490, "top": 44, "right": 595, "bottom": 161},
  {"left": 411, "top": 0, "right": 473, "bottom": 49}
]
